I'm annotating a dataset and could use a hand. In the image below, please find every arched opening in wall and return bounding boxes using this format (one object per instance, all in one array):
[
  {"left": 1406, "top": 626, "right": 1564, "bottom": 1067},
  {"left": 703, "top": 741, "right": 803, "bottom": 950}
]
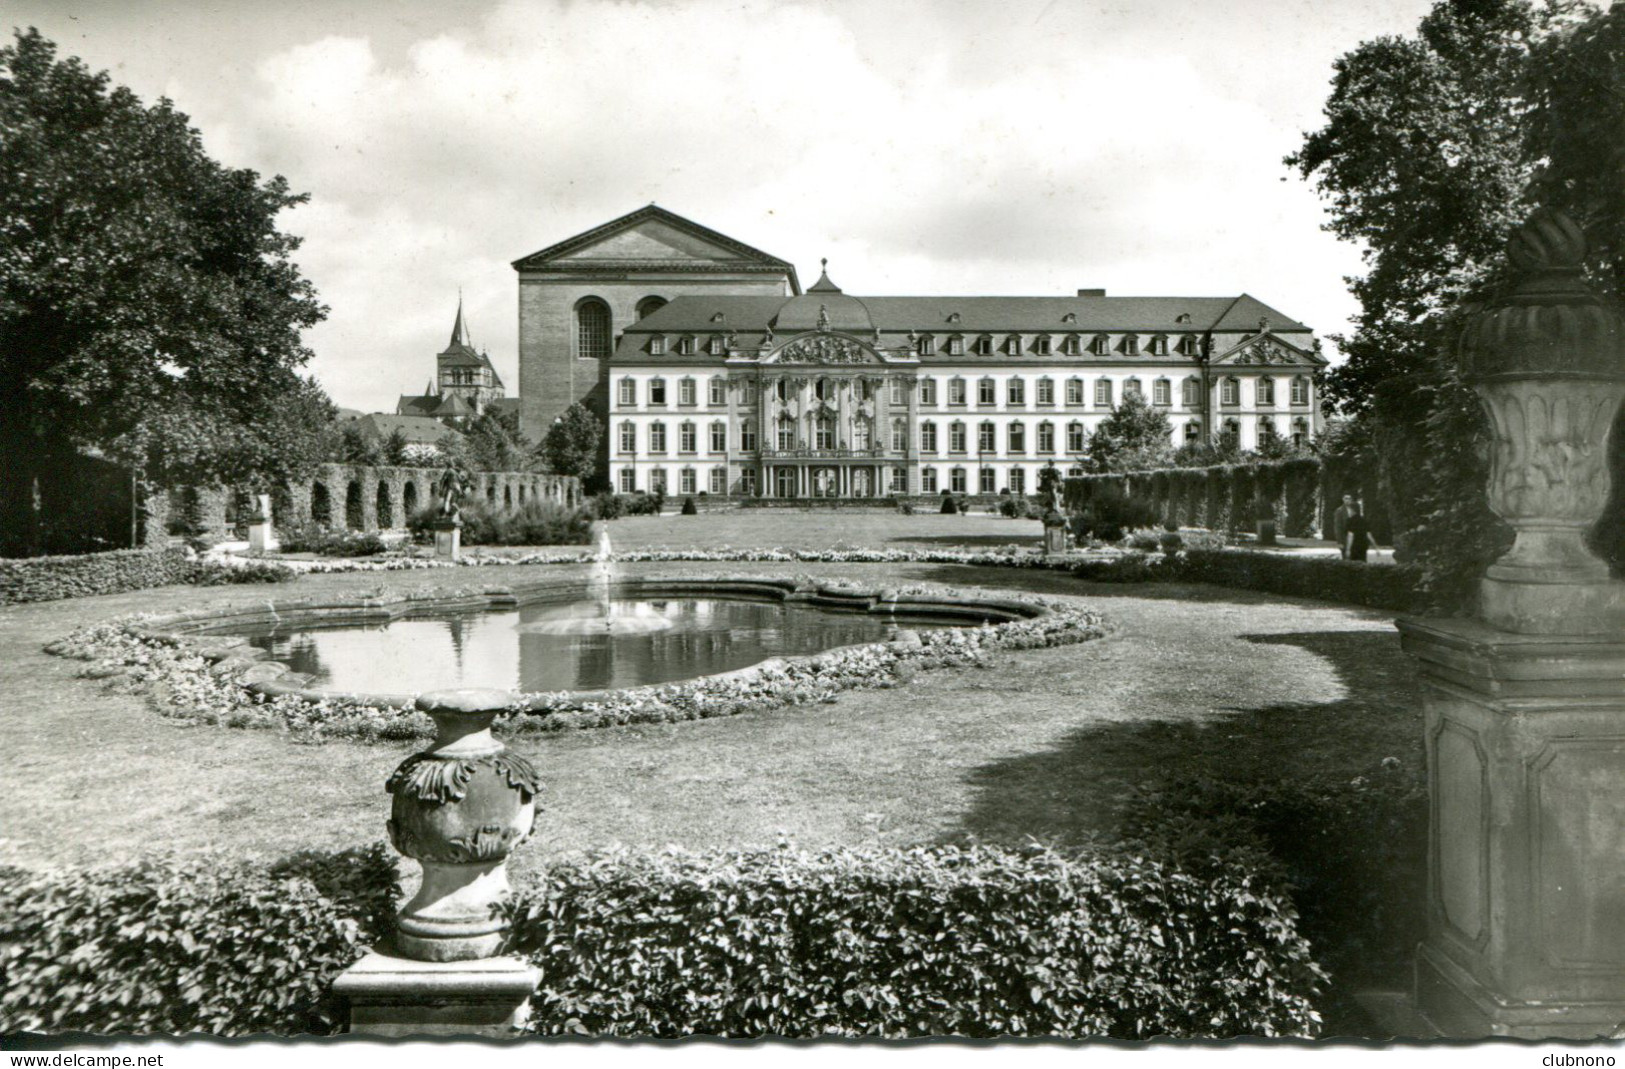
[
  {"left": 345, "top": 481, "right": 363, "bottom": 530},
  {"left": 227, "top": 488, "right": 253, "bottom": 537},
  {"left": 271, "top": 481, "right": 293, "bottom": 526},
  {"left": 486, "top": 483, "right": 496, "bottom": 503},
  {"left": 403, "top": 481, "right": 419, "bottom": 518},
  {"left": 575, "top": 297, "right": 612, "bottom": 361},
  {"left": 517, "top": 484, "right": 527, "bottom": 504},
  {"left": 504, "top": 484, "right": 513, "bottom": 508},
  {"left": 311, "top": 482, "right": 331, "bottom": 527},
  {"left": 376, "top": 482, "right": 394, "bottom": 529},
  {"left": 167, "top": 487, "right": 199, "bottom": 536},
  {"left": 636, "top": 296, "right": 667, "bottom": 321}
]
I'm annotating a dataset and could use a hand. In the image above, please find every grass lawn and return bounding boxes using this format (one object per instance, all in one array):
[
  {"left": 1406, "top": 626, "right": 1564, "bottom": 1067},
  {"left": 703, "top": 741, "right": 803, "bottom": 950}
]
[{"left": 0, "top": 508, "right": 1423, "bottom": 888}]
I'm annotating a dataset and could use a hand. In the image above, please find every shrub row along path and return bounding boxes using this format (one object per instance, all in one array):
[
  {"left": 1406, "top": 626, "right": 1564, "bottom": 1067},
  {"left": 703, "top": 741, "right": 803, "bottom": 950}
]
[{"left": 0, "top": 513, "right": 1422, "bottom": 885}]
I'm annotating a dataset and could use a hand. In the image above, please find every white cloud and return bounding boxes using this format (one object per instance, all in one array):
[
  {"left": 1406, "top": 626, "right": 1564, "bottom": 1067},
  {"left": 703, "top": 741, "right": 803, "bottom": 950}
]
[{"left": 123, "top": 0, "right": 1407, "bottom": 410}]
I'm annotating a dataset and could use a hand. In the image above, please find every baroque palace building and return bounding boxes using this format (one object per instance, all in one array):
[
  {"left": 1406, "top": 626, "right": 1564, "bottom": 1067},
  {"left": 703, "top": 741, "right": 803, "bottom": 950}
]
[{"left": 514, "top": 206, "right": 1325, "bottom": 499}]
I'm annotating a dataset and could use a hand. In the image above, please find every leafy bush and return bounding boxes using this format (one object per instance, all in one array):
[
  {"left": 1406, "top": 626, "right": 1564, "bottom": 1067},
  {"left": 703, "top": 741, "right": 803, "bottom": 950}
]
[
  {"left": 1158, "top": 530, "right": 1183, "bottom": 554},
  {"left": 588, "top": 492, "right": 663, "bottom": 521},
  {"left": 1179, "top": 528, "right": 1227, "bottom": 552},
  {"left": 408, "top": 499, "right": 592, "bottom": 547},
  {"left": 940, "top": 495, "right": 959, "bottom": 514},
  {"left": 0, "top": 845, "right": 398, "bottom": 1036},
  {"left": 191, "top": 559, "right": 296, "bottom": 585},
  {"left": 680, "top": 496, "right": 698, "bottom": 515},
  {"left": 1070, "top": 479, "right": 1157, "bottom": 542},
  {"left": 1123, "top": 528, "right": 1162, "bottom": 552},
  {"left": 274, "top": 521, "right": 388, "bottom": 557},
  {"left": 507, "top": 843, "right": 1325, "bottom": 1039}
]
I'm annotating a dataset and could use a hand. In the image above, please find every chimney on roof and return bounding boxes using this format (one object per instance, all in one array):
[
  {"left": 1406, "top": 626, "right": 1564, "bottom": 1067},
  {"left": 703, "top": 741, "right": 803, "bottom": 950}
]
[{"left": 1077, "top": 288, "right": 1106, "bottom": 297}]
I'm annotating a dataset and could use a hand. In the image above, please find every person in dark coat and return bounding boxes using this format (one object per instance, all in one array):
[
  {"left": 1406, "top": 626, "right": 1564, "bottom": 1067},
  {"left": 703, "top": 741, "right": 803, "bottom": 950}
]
[
  {"left": 1345, "top": 499, "right": 1376, "bottom": 562},
  {"left": 1332, "top": 493, "right": 1354, "bottom": 558}
]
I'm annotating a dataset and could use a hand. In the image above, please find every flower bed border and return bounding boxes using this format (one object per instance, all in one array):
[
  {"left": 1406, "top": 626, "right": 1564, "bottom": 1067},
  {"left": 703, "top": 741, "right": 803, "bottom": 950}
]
[{"left": 49, "top": 573, "right": 1107, "bottom": 742}]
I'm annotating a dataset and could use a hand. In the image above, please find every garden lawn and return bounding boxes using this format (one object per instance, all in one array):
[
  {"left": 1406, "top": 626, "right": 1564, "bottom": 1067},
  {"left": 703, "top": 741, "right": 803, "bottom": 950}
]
[{"left": 0, "top": 518, "right": 1422, "bottom": 887}]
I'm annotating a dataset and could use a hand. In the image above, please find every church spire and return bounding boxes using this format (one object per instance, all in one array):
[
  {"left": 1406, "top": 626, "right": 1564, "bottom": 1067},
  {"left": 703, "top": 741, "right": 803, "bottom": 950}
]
[{"left": 448, "top": 295, "right": 469, "bottom": 350}]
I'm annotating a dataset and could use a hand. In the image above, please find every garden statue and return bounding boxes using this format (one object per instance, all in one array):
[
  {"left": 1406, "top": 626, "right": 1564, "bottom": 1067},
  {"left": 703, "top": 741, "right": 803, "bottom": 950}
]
[{"left": 435, "top": 464, "right": 472, "bottom": 523}]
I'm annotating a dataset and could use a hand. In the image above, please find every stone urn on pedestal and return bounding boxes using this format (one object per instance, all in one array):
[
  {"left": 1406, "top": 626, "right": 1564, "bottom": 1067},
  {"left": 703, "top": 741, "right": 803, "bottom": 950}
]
[{"left": 334, "top": 689, "right": 542, "bottom": 1035}]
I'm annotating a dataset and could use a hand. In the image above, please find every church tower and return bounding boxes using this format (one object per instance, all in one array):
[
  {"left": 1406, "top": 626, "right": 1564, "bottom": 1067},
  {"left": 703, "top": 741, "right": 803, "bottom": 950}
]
[{"left": 435, "top": 298, "right": 505, "bottom": 416}]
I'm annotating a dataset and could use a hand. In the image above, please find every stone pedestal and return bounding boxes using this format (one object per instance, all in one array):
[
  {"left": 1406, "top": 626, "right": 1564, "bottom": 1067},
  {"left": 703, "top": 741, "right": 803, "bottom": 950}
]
[
  {"left": 1043, "top": 523, "right": 1068, "bottom": 555},
  {"left": 1256, "top": 518, "right": 1277, "bottom": 546},
  {"left": 247, "top": 520, "right": 277, "bottom": 554},
  {"left": 334, "top": 949, "right": 539, "bottom": 1037},
  {"left": 1397, "top": 619, "right": 1625, "bottom": 1038},
  {"left": 433, "top": 518, "right": 462, "bottom": 561}
]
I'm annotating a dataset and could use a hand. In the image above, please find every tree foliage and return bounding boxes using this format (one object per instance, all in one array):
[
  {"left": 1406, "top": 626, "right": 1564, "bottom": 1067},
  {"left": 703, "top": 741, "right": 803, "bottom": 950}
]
[
  {"left": 1086, "top": 393, "right": 1174, "bottom": 473},
  {"left": 540, "top": 402, "right": 605, "bottom": 486},
  {"left": 0, "top": 29, "right": 329, "bottom": 547},
  {"left": 1287, "top": 0, "right": 1624, "bottom": 593},
  {"left": 464, "top": 408, "right": 533, "bottom": 473}
]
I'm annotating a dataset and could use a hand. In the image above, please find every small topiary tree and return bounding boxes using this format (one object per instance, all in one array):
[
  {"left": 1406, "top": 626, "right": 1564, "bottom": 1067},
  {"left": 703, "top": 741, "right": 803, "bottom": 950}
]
[{"left": 680, "top": 496, "right": 697, "bottom": 515}]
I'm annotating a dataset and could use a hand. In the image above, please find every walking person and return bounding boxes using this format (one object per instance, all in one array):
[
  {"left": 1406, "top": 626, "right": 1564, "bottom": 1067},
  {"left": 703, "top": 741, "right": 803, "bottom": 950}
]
[
  {"left": 1345, "top": 499, "right": 1376, "bottom": 562},
  {"left": 1332, "top": 493, "right": 1354, "bottom": 559}
]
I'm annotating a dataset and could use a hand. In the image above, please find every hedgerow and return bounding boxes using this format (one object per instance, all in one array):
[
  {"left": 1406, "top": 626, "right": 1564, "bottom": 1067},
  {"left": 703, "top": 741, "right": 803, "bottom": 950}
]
[
  {"left": 0, "top": 548, "right": 294, "bottom": 604},
  {"left": 507, "top": 843, "right": 1327, "bottom": 1039},
  {"left": 0, "top": 845, "right": 397, "bottom": 1036}
]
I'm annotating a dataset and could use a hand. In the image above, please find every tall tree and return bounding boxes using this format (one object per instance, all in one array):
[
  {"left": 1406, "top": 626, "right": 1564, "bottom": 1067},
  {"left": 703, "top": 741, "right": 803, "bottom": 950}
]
[
  {"left": 1085, "top": 393, "right": 1174, "bottom": 473},
  {"left": 465, "top": 408, "right": 533, "bottom": 473},
  {"left": 0, "top": 29, "right": 328, "bottom": 551},
  {"left": 539, "top": 402, "right": 604, "bottom": 488}
]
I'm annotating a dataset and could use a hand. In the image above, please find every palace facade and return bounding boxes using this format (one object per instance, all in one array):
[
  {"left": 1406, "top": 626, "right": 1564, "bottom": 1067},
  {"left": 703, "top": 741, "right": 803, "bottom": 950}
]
[{"left": 515, "top": 206, "right": 1325, "bottom": 499}]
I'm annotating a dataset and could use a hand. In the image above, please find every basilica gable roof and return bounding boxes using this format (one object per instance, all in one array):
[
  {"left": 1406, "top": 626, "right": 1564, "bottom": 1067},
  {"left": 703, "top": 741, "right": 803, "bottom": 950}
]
[{"left": 511, "top": 205, "right": 802, "bottom": 292}]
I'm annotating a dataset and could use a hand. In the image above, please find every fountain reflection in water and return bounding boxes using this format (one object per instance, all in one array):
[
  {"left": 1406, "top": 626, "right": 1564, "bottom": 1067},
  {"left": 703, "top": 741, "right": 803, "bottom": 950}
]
[{"left": 515, "top": 524, "right": 674, "bottom": 636}]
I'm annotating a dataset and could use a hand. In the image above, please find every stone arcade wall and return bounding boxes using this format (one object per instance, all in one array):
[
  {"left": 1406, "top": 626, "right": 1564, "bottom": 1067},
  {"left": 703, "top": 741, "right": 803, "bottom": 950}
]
[{"left": 284, "top": 464, "right": 581, "bottom": 533}]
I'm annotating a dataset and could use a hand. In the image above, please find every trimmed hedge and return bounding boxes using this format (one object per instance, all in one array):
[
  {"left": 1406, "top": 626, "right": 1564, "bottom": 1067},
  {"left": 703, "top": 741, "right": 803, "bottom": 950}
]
[
  {"left": 1067, "top": 548, "right": 1431, "bottom": 612},
  {"left": 0, "top": 845, "right": 398, "bottom": 1036},
  {"left": 0, "top": 548, "right": 258, "bottom": 605},
  {"left": 507, "top": 844, "right": 1326, "bottom": 1039}
]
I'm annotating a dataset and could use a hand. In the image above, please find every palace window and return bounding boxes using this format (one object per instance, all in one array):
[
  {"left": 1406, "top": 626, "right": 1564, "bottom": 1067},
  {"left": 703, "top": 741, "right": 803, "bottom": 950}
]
[
  {"left": 650, "top": 336, "right": 666, "bottom": 356},
  {"left": 917, "top": 334, "right": 935, "bottom": 357},
  {"left": 1067, "top": 421, "right": 1086, "bottom": 452},
  {"left": 922, "top": 468, "right": 939, "bottom": 494},
  {"left": 1091, "top": 334, "right": 1111, "bottom": 356},
  {"left": 1095, "top": 378, "right": 1113, "bottom": 407},
  {"left": 1123, "top": 334, "right": 1141, "bottom": 356},
  {"left": 978, "top": 421, "right": 996, "bottom": 453},
  {"left": 1257, "top": 377, "right": 1276, "bottom": 406},
  {"left": 1258, "top": 417, "right": 1278, "bottom": 445},
  {"left": 1182, "top": 377, "right": 1201, "bottom": 407},
  {"left": 680, "top": 468, "right": 696, "bottom": 495},
  {"left": 1066, "top": 378, "right": 1085, "bottom": 405},
  {"left": 891, "top": 468, "right": 907, "bottom": 493},
  {"left": 619, "top": 468, "right": 636, "bottom": 493},
  {"left": 679, "top": 377, "right": 697, "bottom": 406},
  {"left": 948, "top": 335, "right": 965, "bottom": 356},
  {"left": 1063, "top": 334, "right": 1081, "bottom": 355},
  {"left": 974, "top": 335, "right": 994, "bottom": 355},
  {"left": 921, "top": 378, "right": 938, "bottom": 405},
  {"left": 1291, "top": 376, "right": 1310, "bottom": 405},
  {"left": 1221, "top": 377, "right": 1240, "bottom": 406},
  {"left": 859, "top": 378, "right": 875, "bottom": 401},
  {"left": 951, "top": 467, "right": 967, "bottom": 494},
  {"left": 1292, "top": 418, "right": 1310, "bottom": 448},
  {"left": 1037, "top": 378, "right": 1055, "bottom": 405},
  {"left": 740, "top": 469, "right": 757, "bottom": 495},
  {"left": 980, "top": 468, "right": 996, "bottom": 494},
  {"left": 710, "top": 335, "right": 727, "bottom": 356},
  {"left": 775, "top": 379, "right": 790, "bottom": 403},
  {"left": 776, "top": 416, "right": 796, "bottom": 451},
  {"left": 921, "top": 422, "right": 938, "bottom": 452},
  {"left": 678, "top": 336, "right": 696, "bottom": 356},
  {"left": 635, "top": 295, "right": 667, "bottom": 320},
  {"left": 890, "top": 379, "right": 906, "bottom": 405},
  {"left": 1010, "top": 468, "right": 1026, "bottom": 495},
  {"left": 1035, "top": 335, "right": 1052, "bottom": 356},
  {"left": 1153, "top": 378, "right": 1171, "bottom": 406},
  {"left": 649, "top": 422, "right": 667, "bottom": 454},
  {"left": 949, "top": 378, "right": 967, "bottom": 406},
  {"left": 575, "top": 298, "right": 611, "bottom": 360},
  {"left": 1124, "top": 377, "right": 1142, "bottom": 399},
  {"left": 650, "top": 469, "right": 668, "bottom": 495},
  {"left": 1221, "top": 418, "right": 1241, "bottom": 448},
  {"left": 815, "top": 415, "right": 836, "bottom": 450},
  {"left": 1038, "top": 421, "right": 1055, "bottom": 453},
  {"left": 1150, "top": 335, "right": 1169, "bottom": 356},
  {"left": 852, "top": 419, "right": 871, "bottom": 450},
  {"left": 709, "top": 378, "right": 726, "bottom": 406},
  {"left": 892, "top": 419, "right": 908, "bottom": 452},
  {"left": 950, "top": 421, "right": 967, "bottom": 453},
  {"left": 709, "top": 421, "right": 727, "bottom": 453},
  {"left": 618, "top": 421, "right": 636, "bottom": 454},
  {"left": 740, "top": 425, "right": 758, "bottom": 452},
  {"left": 1007, "top": 334, "right": 1024, "bottom": 356},
  {"left": 815, "top": 378, "right": 832, "bottom": 402},
  {"left": 978, "top": 378, "right": 997, "bottom": 406},
  {"left": 618, "top": 378, "right": 637, "bottom": 407},
  {"left": 1185, "top": 421, "right": 1201, "bottom": 442},
  {"left": 1008, "top": 422, "right": 1026, "bottom": 454},
  {"left": 649, "top": 378, "right": 667, "bottom": 405},
  {"left": 1007, "top": 378, "right": 1026, "bottom": 405},
  {"left": 710, "top": 468, "right": 727, "bottom": 495}
]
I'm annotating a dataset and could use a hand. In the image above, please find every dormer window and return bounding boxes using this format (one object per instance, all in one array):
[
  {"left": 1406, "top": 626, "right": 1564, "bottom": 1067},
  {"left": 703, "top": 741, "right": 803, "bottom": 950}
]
[
  {"left": 1091, "top": 334, "right": 1111, "bottom": 356},
  {"left": 650, "top": 336, "right": 666, "bottom": 356},
  {"left": 917, "top": 334, "right": 935, "bottom": 357},
  {"left": 1177, "top": 335, "right": 1199, "bottom": 356},
  {"left": 1150, "top": 335, "right": 1169, "bottom": 356},
  {"left": 1062, "top": 312, "right": 1077, "bottom": 324},
  {"left": 1123, "top": 334, "right": 1141, "bottom": 356},
  {"left": 1035, "top": 335, "right": 1052, "bottom": 356},
  {"left": 1063, "top": 334, "right": 1081, "bottom": 355},
  {"left": 974, "top": 334, "right": 993, "bottom": 355},
  {"left": 678, "top": 335, "right": 697, "bottom": 356},
  {"left": 709, "top": 334, "right": 727, "bottom": 355},
  {"left": 947, "top": 312, "right": 961, "bottom": 324},
  {"left": 711, "top": 312, "right": 726, "bottom": 323},
  {"left": 948, "top": 334, "right": 965, "bottom": 356},
  {"left": 1175, "top": 313, "right": 1192, "bottom": 324},
  {"left": 1007, "top": 334, "right": 1024, "bottom": 356}
]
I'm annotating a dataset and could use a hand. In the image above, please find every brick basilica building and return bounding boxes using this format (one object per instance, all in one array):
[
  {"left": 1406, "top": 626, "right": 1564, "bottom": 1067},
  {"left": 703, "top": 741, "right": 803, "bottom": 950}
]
[{"left": 513, "top": 206, "right": 1325, "bottom": 499}]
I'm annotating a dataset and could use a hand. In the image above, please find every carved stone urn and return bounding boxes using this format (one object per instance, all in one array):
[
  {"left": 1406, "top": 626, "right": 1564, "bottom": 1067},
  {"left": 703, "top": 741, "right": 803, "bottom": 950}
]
[
  {"left": 386, "top": 689, "right": 539, "bottom": 962},
  {"left": 1456, "top": 208, "right": 1625, "bottom": 633}
]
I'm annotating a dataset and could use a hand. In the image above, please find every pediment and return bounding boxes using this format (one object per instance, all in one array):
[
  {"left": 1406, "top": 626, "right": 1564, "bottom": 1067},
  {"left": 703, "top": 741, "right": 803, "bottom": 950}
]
[
  {"left": 512, "top": 205, "right": 798, "bottom": 284},
  {"left": 1213, "top": 332, "right": 1322, "bottom": 367},
  {"left": 764, "top": 332, "right": 882, "bottom": 365}
]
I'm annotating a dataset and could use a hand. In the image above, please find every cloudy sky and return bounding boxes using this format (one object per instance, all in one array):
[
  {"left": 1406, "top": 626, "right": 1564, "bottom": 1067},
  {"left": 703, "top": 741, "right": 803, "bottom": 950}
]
[{"left": 10, "top": 0, "right": 1438, "bottom": 412}]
